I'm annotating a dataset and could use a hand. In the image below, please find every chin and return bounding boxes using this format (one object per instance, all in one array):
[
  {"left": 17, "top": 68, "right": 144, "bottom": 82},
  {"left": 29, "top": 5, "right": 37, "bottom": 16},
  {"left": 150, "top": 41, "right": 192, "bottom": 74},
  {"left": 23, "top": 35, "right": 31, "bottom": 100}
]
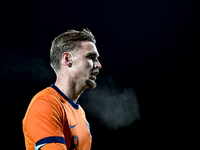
[{"left": 86, "top": 79, "right": 97, "bottom": 89}]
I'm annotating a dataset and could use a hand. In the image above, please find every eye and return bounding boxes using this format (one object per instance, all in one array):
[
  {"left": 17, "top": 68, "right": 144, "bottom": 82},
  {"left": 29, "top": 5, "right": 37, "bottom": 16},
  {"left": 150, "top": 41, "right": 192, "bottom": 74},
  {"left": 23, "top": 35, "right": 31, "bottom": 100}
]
[
  {"left": 86, "top": 53, "right": 99, "bottom": 61},
  {"left": 86, "top": 55, "right": 95, "bottom": 60}
]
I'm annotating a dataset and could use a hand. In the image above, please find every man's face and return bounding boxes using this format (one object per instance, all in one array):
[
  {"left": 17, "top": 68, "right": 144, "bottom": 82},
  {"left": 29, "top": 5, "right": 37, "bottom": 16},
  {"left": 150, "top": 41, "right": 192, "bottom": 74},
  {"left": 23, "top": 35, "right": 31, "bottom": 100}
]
[{"left": 71, "top": 41, "right": 102, "bottom": 89}]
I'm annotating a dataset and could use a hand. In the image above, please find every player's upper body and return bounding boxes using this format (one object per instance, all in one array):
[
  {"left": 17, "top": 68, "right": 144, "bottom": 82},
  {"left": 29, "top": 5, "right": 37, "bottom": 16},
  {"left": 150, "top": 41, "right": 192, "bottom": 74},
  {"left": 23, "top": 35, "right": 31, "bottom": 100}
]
[
  {"left": 22, "top": 29, "right": 102, "bottom": 150},
  {"left": 23, "top": 84, "right": 92, "bottom": 150}
]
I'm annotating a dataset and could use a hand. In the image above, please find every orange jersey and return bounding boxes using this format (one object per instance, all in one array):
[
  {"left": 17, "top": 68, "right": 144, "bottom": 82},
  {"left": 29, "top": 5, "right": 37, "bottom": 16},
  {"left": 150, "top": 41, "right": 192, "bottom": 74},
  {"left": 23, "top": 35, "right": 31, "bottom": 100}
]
[{"left": 22, "top": 84, "right": 92, "bottom": 150}]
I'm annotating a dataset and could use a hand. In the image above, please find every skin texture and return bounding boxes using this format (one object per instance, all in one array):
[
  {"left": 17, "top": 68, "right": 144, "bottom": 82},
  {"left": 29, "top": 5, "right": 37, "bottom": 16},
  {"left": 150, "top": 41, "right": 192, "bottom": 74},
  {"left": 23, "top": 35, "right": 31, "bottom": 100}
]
[{"left": 54, "top": 41, "right": 102, "bottom": 103}]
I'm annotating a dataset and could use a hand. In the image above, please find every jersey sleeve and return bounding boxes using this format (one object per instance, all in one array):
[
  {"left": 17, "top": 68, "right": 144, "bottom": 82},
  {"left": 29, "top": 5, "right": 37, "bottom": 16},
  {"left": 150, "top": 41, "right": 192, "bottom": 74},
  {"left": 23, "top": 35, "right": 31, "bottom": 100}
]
[
  {"left": 25, "top": 96, "right": 67, "bottom": 150},
  {"left": 40, "top": 142, "right": 66, "bottom": 150}
]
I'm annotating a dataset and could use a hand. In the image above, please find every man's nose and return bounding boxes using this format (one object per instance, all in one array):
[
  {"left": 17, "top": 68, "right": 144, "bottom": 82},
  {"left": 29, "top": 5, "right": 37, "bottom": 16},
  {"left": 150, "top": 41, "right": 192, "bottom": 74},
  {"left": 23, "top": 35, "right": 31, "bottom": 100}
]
[{"left": 95, "top": 59, "right": 102, "bottom": 69}]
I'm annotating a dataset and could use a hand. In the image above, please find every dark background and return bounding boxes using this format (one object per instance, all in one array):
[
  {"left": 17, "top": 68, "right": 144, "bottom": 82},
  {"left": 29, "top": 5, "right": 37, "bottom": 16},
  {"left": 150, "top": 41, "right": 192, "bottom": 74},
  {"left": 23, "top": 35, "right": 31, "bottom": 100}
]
[{"left": 0, "top": 0, "right": 198, "bottom": 149}]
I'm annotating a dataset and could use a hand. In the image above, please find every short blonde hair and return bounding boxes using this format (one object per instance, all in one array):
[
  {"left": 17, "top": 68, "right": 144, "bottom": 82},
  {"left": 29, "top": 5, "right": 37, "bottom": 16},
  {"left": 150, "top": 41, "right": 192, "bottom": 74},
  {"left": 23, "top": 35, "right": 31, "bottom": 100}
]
[{"left": 50, "top": 28, "right": 96, "bottom": 71}]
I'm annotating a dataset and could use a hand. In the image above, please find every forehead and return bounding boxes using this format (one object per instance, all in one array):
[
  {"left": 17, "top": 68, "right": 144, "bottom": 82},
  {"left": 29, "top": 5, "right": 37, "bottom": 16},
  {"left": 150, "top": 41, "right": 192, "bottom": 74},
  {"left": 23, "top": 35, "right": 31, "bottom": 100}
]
[{"left": 78, "top": 41, "right": 99, "bottom": 57}]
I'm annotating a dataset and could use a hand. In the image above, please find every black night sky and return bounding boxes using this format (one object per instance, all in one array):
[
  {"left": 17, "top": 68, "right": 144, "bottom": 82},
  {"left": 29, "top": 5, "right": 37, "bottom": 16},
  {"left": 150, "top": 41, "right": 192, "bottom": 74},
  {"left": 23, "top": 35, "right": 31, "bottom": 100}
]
[{"left": 0, "top": 0, "right": 198, "bottom": 149}]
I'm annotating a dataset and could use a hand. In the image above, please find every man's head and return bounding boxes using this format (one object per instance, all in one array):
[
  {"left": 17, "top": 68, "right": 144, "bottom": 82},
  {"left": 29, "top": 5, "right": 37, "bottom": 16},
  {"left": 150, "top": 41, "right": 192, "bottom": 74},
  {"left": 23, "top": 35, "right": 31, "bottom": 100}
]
[
  {"left": 50, "top": 29, "right": 96, "bottom": 71},
  {"left": 50, "top": 29, "right": 102, "bottom": 89}
]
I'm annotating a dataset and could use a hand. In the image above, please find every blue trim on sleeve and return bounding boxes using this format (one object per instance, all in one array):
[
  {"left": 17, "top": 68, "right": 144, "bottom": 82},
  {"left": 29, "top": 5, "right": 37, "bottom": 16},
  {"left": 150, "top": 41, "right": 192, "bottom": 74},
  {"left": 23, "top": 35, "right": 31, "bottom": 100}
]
[
  {"left": 51, "top": 84, "right": 79, "bottom": 109},
  {"left": 35, "top": 136, "right": 65, "bottom": 150},
  {"left": 85, "top": 119, "right": 92, "bottom": 139}
]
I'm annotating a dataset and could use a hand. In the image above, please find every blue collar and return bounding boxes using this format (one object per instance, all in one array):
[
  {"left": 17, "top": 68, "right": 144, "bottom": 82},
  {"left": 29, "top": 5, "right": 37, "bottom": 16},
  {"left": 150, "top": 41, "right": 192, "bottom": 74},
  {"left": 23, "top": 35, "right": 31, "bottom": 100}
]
[{"left": 51, "top": 84, "right": 79, "bottom": 109}]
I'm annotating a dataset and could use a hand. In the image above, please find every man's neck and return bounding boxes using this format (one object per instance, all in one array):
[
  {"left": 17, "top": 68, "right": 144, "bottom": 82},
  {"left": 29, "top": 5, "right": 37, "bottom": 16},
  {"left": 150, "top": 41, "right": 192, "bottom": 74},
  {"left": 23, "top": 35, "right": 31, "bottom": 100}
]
[{"left": 55, "top": 77, "right": 84, "bottom": 104}]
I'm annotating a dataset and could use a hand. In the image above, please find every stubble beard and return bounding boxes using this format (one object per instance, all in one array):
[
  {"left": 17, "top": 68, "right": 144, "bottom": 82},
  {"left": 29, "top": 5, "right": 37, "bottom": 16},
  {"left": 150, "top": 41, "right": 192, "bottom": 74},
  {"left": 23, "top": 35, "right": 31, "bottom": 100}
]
[{"left": 86, "top": 79, "right": 97, "bottom": 89}]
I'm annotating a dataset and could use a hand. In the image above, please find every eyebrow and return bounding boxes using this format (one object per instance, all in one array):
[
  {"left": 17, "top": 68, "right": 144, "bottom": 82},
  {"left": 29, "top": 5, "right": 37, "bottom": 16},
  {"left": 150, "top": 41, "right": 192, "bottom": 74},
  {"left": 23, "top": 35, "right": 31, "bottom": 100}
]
[{"left": 86, "top": 52, "right": 100, "bottom": 58}]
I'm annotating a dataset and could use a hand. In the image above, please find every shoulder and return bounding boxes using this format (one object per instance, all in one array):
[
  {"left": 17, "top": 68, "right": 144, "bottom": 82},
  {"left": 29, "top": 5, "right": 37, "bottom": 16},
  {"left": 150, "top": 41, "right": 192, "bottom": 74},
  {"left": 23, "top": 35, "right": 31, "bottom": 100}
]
[
  {"left": 33, "top": 87, "right": 59, "bottom": 101},
  {"left": 23, "top": 87, "right": 65, "bottom": 124},
  {"left": 31, "top": 87, "right": 64, "bottom": 109},
  {"left": 23, "top": 87, "right": 66, "bottom": 146}
]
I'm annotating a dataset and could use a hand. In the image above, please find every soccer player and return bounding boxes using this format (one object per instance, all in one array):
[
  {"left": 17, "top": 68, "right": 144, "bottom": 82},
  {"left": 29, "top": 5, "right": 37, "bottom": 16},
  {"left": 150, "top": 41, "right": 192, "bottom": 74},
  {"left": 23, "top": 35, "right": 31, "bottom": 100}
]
[{"left": 22, "top": 29, "right": 102, "bottom": 150}]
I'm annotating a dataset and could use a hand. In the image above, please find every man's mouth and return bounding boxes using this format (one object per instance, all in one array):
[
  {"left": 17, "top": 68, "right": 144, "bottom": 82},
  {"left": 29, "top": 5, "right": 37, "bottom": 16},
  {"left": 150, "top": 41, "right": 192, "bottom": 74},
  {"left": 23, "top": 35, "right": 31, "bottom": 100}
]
[
  {"left": 90, "top": 75, "right": 97, "bottom": 80},
  {"left": 90, "top": 71, "right": 99, "bottom": 80}
]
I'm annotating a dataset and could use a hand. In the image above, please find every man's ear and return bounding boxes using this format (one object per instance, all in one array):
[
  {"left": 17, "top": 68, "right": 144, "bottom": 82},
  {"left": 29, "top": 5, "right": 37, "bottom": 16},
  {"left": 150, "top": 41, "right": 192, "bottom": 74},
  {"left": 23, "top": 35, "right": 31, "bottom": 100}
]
[{"left": 62, "top": 52, "right": 73, "bottom": 67}]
